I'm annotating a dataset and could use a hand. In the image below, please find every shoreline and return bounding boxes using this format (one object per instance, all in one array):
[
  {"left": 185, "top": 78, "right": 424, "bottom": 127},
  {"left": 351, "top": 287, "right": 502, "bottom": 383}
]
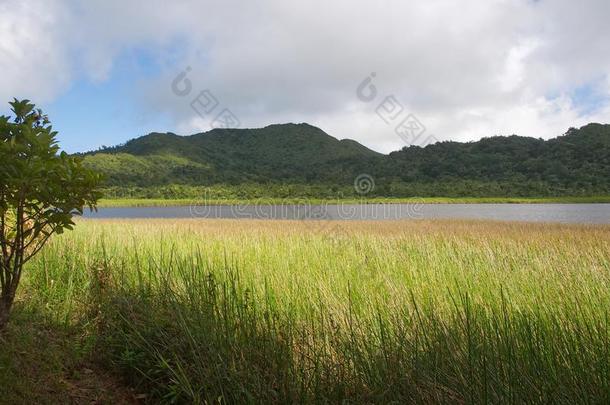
[{"left": 97, "top": 196, "right": 610, "bottom": 208}]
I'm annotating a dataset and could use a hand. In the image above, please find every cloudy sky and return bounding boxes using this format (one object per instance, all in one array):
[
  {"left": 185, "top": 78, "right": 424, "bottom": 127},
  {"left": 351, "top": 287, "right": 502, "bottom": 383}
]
[{"left": 1, "top": 0, "right": 609, "bottom": 153}]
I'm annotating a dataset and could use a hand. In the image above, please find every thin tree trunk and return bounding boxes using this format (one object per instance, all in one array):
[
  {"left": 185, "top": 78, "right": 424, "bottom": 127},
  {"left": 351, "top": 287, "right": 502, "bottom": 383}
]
[
  {"left": 0, "top": 294, "right": 13, "bottom": 331},
  {"left": 0, "top": 203, "right": 23, "bottom": 331}
]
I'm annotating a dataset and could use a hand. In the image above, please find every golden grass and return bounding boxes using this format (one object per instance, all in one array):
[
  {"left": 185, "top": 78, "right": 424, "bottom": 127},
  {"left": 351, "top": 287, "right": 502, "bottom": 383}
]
[{"left": 19, "top": 218, "right": 610, "bottom": 403}]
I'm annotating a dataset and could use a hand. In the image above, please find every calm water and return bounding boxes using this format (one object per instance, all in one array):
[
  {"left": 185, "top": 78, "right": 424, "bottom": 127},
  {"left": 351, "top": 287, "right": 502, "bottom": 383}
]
[{"left": 83, "top": 203, "right": 610, "bottom": 224}]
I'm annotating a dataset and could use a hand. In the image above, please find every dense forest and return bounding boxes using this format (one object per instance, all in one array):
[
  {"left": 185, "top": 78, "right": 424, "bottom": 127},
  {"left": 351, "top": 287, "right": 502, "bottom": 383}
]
[{"left": 80, "top": 123, "right": 610, "bottom": 198}]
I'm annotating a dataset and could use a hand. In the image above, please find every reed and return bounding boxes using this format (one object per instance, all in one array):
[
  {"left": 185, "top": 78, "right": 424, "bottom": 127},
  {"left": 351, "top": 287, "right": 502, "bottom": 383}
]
[{"left": 20, "top": 219, "right": 610, "bottom": 403}]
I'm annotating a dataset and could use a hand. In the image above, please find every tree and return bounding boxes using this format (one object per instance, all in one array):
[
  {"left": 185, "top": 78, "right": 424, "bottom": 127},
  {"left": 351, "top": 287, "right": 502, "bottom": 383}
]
[{"left": 0, "top": 99, "right": 101, "bottom": 329}]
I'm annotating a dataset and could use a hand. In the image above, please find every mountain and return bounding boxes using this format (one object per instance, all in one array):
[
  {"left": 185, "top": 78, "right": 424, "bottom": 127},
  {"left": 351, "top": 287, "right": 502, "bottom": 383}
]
[
  {"left": 81, "top": 123, "right": 610, "bottom": 197},
  {"left": 385, "top": 123, "right": 610, "bottom": 192},
  {"left": 83, "top": 123, "right": 384, "bottom": 186}
]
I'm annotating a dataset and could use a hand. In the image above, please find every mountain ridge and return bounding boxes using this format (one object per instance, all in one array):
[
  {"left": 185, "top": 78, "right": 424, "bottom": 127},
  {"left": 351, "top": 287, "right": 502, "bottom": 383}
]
[{"left": 81, "top": 122, "right": 610, "bottom": 197}]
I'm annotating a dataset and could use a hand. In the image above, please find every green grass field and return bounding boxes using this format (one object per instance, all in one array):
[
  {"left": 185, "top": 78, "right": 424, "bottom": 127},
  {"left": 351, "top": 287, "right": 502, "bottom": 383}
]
[
  {"left": 98, "top": 195, "right": 610, "bottom": 207},
  {"left": 3, "top": 219, "right": 610, "bottom": 403}
]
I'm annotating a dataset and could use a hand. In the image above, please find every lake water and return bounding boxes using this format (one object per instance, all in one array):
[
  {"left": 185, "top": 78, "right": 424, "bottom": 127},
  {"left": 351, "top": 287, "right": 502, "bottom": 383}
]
[{"left": 83, "top": 203, "right": 610, "bottom": 224}]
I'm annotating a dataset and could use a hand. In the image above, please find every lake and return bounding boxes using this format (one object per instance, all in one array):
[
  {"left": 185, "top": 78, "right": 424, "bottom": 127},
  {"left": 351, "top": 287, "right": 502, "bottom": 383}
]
[{"left": 83, "top": 203, "right": 610, "bottom": 224}]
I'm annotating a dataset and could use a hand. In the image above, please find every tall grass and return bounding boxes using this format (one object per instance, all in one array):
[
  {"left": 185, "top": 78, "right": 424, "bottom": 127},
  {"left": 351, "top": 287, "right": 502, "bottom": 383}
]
[{"left": 20, "top": 219, "right": 610, "bottom": 403}]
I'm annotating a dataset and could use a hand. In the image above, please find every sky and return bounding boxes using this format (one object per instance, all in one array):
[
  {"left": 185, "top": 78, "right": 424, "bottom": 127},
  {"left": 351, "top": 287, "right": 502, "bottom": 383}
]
[{"left": 1, "top": 0, "right": 609, "bottom": 154}]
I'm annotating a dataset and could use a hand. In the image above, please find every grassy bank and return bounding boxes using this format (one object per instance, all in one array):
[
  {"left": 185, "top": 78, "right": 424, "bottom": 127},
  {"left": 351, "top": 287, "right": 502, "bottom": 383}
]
[
  {"left": 97, "top": 195, "right": 610, "bottom": 207},
  {"left": 5, "top": 218, "right": 609, "bottom": 403},
  {"left": 0, "top": 308, "right": 135, "bottom": 403}
]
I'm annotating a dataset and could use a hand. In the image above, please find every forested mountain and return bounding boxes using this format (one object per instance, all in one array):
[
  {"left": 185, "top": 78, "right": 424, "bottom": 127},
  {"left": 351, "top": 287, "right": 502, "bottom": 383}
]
[
  {"left": 81, "top": 123, "right": 610, "bottom": 197},
  {"left": 83, "top": 124, "right": 383, "bottom": 185},
  {"left": 384, "top": 123, "right": 610, "bottom": 195}
]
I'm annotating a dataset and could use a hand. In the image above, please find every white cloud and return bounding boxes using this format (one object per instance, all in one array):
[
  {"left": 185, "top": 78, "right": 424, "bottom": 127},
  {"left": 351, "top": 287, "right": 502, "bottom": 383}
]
[
  {"left": 0, "top": 0, "right": 70, "bottom": 102},
  {"left": 1, "top": 0, "right": 610, "bottom": 151}
]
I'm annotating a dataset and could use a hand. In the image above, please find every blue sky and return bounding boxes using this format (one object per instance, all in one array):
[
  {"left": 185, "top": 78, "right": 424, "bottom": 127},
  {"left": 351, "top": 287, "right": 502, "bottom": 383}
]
[
  {"left": 43, "top": 49, "right": 174, "bottom": 152},
  {"left": 1, "top": 0, "right": 609, "bottom": 154}
]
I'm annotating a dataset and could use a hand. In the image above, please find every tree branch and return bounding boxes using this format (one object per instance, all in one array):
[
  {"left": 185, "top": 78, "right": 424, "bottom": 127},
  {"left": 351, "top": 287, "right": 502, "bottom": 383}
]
[{"left": 21, "top": 227, "right": 56, "bottom": 267}]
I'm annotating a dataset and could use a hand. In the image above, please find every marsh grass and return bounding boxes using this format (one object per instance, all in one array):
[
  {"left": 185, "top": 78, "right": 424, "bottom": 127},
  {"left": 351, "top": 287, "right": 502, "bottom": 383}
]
[{"left": 19, "top": 219, "right": 610, "bottom": 403}]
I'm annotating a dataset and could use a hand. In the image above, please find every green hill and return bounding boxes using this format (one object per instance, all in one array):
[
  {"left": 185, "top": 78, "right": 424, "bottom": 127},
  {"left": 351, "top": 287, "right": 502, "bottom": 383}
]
[
  {"left": 385, "top": 123, "right": 610, "bottom": 195},
  {"left": 84, "top": 123, "right": 383, "bottom": 186},
  {"left": 81, "top": 123, "right": 610, "bottom": 198}
]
